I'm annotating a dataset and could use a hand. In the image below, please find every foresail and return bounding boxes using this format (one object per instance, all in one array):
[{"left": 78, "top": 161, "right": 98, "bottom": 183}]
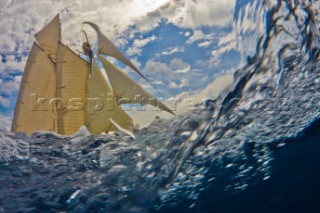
[
  {"left": 11, "top": 42, "right": 56, "bottom": 135},
  {"left": 83, "top": 22, "right": 147, "bottom": 80},
  {"left": 98, "top": 55, "right": 175, "bottom": 115},
  {"left": 56, "top": 42, "right": 89, "bottom": 135},
  {"left": 85, "top": 60, "right": 134, "bottom": 133},
  {"left": 35, "top": 14, "right": 61, "bottom": 59}
]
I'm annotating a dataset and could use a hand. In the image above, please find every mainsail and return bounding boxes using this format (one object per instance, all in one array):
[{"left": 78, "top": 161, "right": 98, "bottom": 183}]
[
  {"left": 11, "top": 42, "right": 57, "bottom": 134},
  {"left": 12, "top": 15, "right": 61, "bottom": 135},
  {"left": 56, "top": 42, "right": 89, "bottom": 135},
  {"left": 11, "top": 14, "right": 174, "bottom": 136}
]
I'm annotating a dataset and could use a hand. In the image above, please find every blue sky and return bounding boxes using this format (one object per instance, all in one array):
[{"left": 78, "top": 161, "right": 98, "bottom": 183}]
[{"left": 0, "top": 0, "right": 263, "bottom": 129}]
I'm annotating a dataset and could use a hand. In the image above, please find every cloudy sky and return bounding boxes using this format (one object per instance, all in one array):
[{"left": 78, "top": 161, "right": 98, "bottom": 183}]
[{"left": 0, "top": 0, "right": 261, "bottom": 130}]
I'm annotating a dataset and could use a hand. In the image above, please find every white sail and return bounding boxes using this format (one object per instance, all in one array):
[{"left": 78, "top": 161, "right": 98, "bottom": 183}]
[
  {"left": 109, "top": 118, "right": 135, "bottom": 139},
  {"left": 11, "top": 42, "right": 56, "bottom": 135},
  {"left": 83, "top": 22, "right": 148, "bottom": 80},
  {"left": 98, "top": 55, "right": 174, "bottom": 115},
  {"left": 85, "top": 60, "right": 134, "bottom": 133},
  {"left": 35, "top": 14, "right": 61, "bottom": 59},
  {"left": 56, "top": 42, "right": 89, "bottom": 135}
]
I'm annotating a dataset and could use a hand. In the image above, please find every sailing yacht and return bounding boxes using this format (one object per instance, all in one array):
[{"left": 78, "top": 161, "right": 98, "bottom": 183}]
[{"left": 11, "top": 14, "right": 174, "bottom": 136}]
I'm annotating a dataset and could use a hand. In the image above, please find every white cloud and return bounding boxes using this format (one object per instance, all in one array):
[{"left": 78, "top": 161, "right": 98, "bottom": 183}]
[
  {"left": 127, "top": 35, "right": 157, "bottom": 56},
  {"left": 0, "top": 96, "right": 11, "bottom": 108},
  {"left": 0, "top": 0, "right": 237, "bottom": 57},
  {"left": 176, "top": 66, "right": 191, "bottom": 73},
  {"left": 169, "top": 78, "right": 189, "bottom": 89},
  {"left": 63, "top": 0, "right": 171, "bottom": 47},
  {"left": 0, "top": 113, "right": 12, "bottom": 131},
  {"left": 0, "top": 55, "right": 27, "bottom": 74},
  {"left": 0, "top": 75, "right": 21, "bottom": 109},
  {"left": 169, "top": 82, "right": 178, "bottom": 89},
  {"left": 198, "top": 41, "right": 212, "bottom": 48},
  {"left": 161, "top": 0, "right": 236, "bottom": 29},
  {"left": 186, "top": 30, "right": 217, "bottom": 44},
  {"left": 144, "top": 60, "right": 174, "bottom": 80},
  {"left": 0, "top": 0, "right": 171, "bottom": 64},
  {"left": 0, "top": 0, "right": 13, "bottom": 10},
  {"left": 0, "top": 76, "right": 21, "bottom": 96},
  {"left": 153, "top": 80, "right": 163, "bottom": 85},
  {"left": 185, "top": 31, "right": 191, "bottom": 37},
  {"left": 143, "top": 57, "right": 194, "bottom": 93},
  {"left": 160, "top": 46, "right": 185, "bottom": 56},
  {"left": 144, "top": 58, "right": 192, "bottom": 80},
  {"left": 170, "top": 58, "right": 190, "bottom": 73},
  {"left": 134, "top": 36, "right": 157, "bottom": 47},
  {"left": 0, "top": 34, "right": 16, "bottom": 54}
]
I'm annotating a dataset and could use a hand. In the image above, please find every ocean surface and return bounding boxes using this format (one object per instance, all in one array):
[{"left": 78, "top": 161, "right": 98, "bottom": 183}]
[{"left": 1, "top": 0, "right": 320, "bottom": 212}]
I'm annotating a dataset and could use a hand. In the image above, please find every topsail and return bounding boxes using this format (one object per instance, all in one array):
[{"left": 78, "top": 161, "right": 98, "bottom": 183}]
[
  {"left": 83, "top": 22, "right": 147, "bottom": 80},
  {"left": 34, "top": 14, "right": 61, "bottom": 60}
]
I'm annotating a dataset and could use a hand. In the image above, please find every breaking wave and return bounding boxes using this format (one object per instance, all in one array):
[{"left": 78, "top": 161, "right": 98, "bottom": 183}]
[{"left": 1, "top": 0, "right": 320, "bottom": 212}]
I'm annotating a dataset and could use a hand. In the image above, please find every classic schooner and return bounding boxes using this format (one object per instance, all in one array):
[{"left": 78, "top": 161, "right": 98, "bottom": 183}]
[{"left": 11, "top": 14, "right": 174, "bottom": 136}]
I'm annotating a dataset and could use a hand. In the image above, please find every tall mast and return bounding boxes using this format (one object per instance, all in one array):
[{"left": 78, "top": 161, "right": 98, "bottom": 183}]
[{"left": 81, "top": 29, "right": 93, "bottom": 74}]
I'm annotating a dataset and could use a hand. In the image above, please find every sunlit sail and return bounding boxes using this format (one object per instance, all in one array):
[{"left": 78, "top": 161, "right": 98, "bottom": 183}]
[
  {"left": 83, "top": 22, "right": 147, "bottom": 80},
  {"left": 11, "top": 42, "right": 57, "bottom": 134},
  {"left": 34, "top": 14, "right": 61, "bottom": 60},
  {"left": 85, "top": 60, "right": 134, "bottom": 134},
  {"left": 56, "top": 42, "right": 88, "bottom": 135},
  {"left": 11, "top": 14, "right": 174, "bottom": 136},
  {"left": 99, "top": 55, "right": 175, "bottom": 115}
]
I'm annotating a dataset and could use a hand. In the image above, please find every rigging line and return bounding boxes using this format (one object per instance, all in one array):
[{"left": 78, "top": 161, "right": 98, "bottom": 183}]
[
  {"left": 144, "top": 77, "right": 168, "bottom": 100},
  {"left": 81, "top": 29, "right": 93, "bottom": 74}
]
